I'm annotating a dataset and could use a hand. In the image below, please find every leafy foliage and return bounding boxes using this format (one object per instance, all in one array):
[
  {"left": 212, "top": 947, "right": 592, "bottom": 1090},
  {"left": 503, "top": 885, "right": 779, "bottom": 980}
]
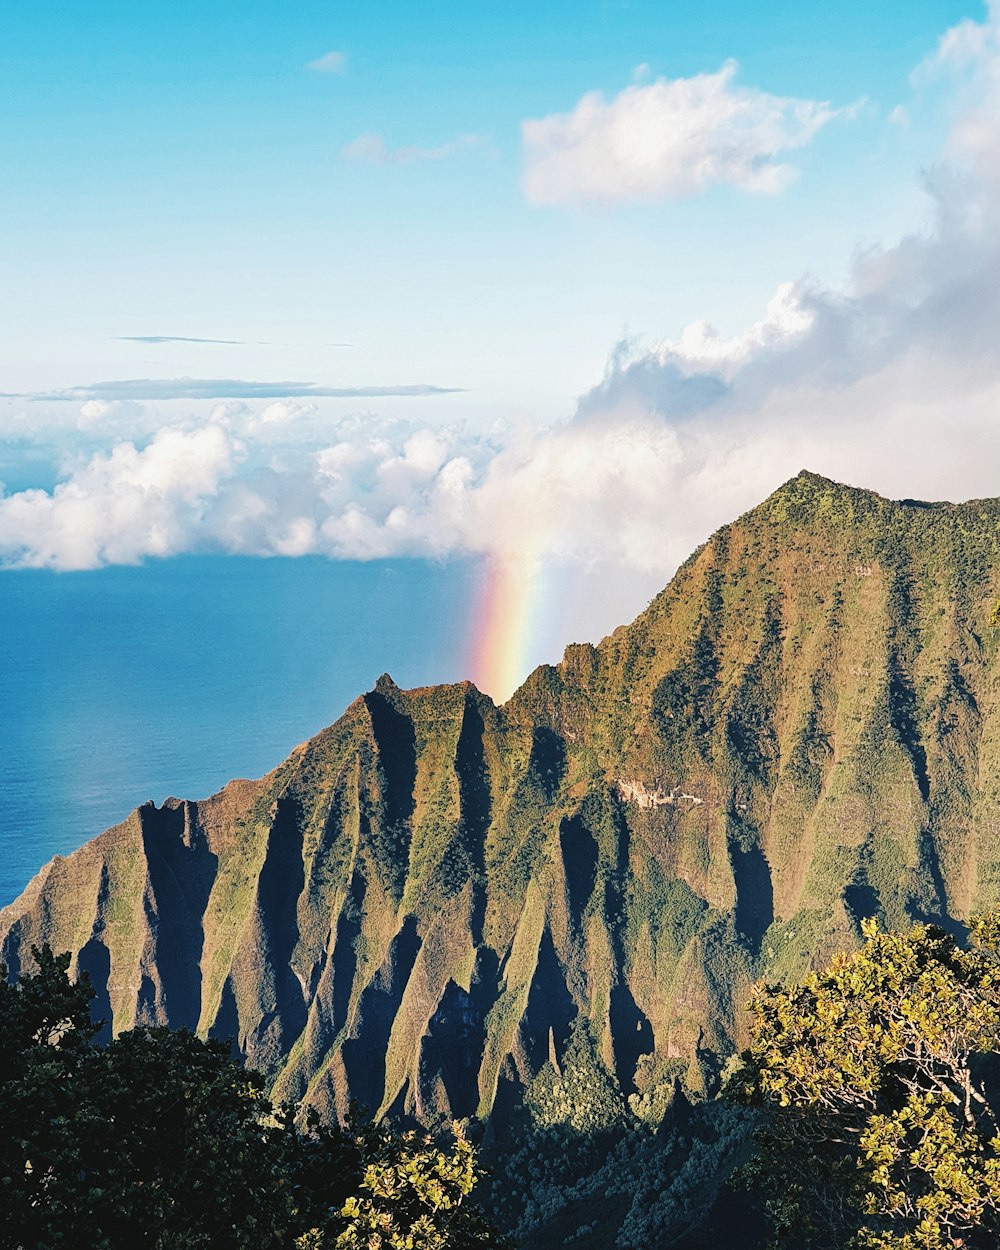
[
  {"left": 0, "top": 947, "right": 503, "bottom": 1250},
  {"left": 308, "top": 1125, "right": 497, "bottom": 1250},
  {"left": 734, "top": 914, "right": 1000, "bottom": 1249},
  {"left": 483, "top": 1022, "right": 759, "bottom": 1249}
]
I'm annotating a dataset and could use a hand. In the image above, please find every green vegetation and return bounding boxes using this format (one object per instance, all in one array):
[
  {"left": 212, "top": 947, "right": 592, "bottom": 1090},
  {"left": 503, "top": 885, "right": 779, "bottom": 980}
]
[
  {"left": 12, "top": 471, "right": 1000, "bottom": 1125},
  {"left": 735, "top": 914, "right": 1000, "bottom": 1249},
  {"left": 304, "top": 1123, "right": 500, "bottom": 1250},
  {"left": 483, "top": 1019, "right": 759, "bottom": 1249},
  {"left": 9, "top": 472, "right": 1000, "bottom": 1243},
  {"left": 0, "top": 947, "right": 503, "bottom": 1250}
]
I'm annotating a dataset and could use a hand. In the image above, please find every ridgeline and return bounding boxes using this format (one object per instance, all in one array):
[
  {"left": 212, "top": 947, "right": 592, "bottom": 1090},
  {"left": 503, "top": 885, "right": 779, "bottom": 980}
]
[{"left": 5, "top": 470, "right": 1000, "bottom": 1136}]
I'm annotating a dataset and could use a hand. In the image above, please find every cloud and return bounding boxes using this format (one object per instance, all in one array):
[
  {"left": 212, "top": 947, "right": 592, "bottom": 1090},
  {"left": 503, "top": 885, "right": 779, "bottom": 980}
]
[
  {"left": 117, "top": 335, "right": 245, "bottom": 345},
  {"left": 522, "top": 60, "right": 843, "bottom": 204},
  {"left": 0, "top": 413, "right": 500, "bottom": 570},
  {"left": 913, "top": 6, "right": 995, "bottom": 81},
  {"left": 76, "top": 398, "right": 146, "bottom": 430},
  {"left": 911, "top": 1, "right": 1000, "bottom": 190},
  {"left": 5, "top": 188, "right": 1000, "bottom": 582},
  {"left": 0, "top": 425, "right": 238, "bottom": 569},
  {"left": 257, "top": 401, "right": 318, "bottom": 425},
  {"left": 117, "top": 336, "right": 353, "bottom": 349},
  {"left": 307, "top": 50, "right": 347, "bottom": 74},
  {"left": 341, "top": 131, "right": 486, "bottom": 166},
  {"left": 11, "top": 379, "right": 464, "bottom": 402}
]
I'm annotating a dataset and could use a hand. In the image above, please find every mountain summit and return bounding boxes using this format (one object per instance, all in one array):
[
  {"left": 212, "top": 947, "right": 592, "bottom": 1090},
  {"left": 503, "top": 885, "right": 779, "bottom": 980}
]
[{"left": 4, "top": 473, "right": 1000, "bottom": 1123}]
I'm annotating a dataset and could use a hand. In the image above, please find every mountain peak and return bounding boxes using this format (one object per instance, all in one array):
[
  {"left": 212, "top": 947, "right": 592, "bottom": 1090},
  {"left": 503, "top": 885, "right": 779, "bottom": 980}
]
[
  {"left": 786, "top": 468, "right": 841, "bottom": 490},
  {"left": 743, "top": 469, "right": 892, "bottom": 531},
  {"left": 5, "top": 472, "right": 1000, "bottom": 1152},
  {"left": 771, "top": 468, "right": 878, "bottom": 502}
]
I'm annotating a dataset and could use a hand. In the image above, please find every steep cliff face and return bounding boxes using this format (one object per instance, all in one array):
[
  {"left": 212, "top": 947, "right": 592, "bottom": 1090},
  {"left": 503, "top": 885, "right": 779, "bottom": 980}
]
[{"left": 6, "top": 471, "right": 1000, "bottom": 1123}]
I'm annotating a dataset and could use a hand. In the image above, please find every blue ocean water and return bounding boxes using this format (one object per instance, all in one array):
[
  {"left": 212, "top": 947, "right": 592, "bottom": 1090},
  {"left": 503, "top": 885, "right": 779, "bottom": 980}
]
[{"left": 0, "top": 556, "right": 482, "bottom": 907}]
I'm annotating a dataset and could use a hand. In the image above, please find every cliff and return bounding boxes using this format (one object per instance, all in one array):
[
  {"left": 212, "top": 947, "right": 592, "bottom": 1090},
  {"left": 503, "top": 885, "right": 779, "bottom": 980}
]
[{"left": 5, "top": 471, "right": 1000, "bottom": 1124}]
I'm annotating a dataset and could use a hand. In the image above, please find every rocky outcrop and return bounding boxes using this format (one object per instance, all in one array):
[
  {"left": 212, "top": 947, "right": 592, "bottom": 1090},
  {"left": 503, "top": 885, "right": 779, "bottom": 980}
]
[
  {"left": 615, "top": 780, "right": 704, "bottom": 808},
  {"left": 6, "top": 471, "right": 1000, "bottom": 1123}
]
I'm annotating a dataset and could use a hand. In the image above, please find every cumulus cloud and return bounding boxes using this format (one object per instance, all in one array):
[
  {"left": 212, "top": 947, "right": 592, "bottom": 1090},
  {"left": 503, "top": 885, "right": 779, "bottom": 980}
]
[
  {"left": 257, "top": 401, "right": 318, "bottom": 425},
  {"left": 10, "top": 378, "right": 462, "bottom": 402},
  {"left": 0, "top": 402, "right": 689, "bottom": 576},
  {"left": 0, "top": 426, "right": 239, "bottom": 569},
  {"left": 341, "top": 131, "right": 486, "bottom": 166},
  {"left": 307, "top": 50, "right": 347, "bottom": 74},
  {"left": 912, "top": 0, "right": 1000, "bottom": 191},
  {"left": 76, "top": 399, "right": 144, "bottom": 427},
  {"left": 914, "top": 4, "right": 997, "bottom": 81},
  {"left": 522, "top": 60, "right": 843, "bottom": 204}
]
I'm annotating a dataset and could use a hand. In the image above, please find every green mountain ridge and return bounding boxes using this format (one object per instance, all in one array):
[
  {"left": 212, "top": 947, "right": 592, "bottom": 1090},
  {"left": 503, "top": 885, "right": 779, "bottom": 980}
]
[{"left": 5, "top": 469, "right": 1000, "bottom": 1127}]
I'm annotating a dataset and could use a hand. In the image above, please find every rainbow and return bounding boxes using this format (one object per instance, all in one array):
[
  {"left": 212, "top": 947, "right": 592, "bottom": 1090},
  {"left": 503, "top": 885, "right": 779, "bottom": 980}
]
[{"left": 468, "top": 556, "right": 543, "bottom": 703}]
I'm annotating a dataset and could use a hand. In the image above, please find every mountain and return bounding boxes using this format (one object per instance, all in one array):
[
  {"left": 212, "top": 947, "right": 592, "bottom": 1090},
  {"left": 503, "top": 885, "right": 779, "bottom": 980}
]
[{"left": 4, "top": 471, "right": 1000, "bottom": 1130}]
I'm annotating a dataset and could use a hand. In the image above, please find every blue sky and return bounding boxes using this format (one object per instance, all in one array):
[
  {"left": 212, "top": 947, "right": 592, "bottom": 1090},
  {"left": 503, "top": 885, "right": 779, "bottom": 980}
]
[
  {"left": 3, "top": 1, "right": 1000, "bottom": 669},
  {"left": 0, "top": 1, "right": 973, "bottom": 409}
]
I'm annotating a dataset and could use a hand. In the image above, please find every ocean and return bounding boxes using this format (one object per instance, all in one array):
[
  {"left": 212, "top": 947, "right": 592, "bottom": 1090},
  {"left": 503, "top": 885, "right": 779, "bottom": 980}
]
[{"left": 0, "top": 555, "right": 481, "bottom": 907}]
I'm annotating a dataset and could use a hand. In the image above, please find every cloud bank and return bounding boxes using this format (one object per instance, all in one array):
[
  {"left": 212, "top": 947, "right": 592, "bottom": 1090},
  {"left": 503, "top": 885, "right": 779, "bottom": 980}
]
[
  {"left": 11, "top": 379, "right": 462, "bottom": 402},
  {"left": 522, "top": 60, "right": 842, "bottom": 204},
  {"left": 117, "top": 336, "right": 245, "bottom": 346},
  {"left": 3, "top": 7, "right": 1000, "bottom": 618}
]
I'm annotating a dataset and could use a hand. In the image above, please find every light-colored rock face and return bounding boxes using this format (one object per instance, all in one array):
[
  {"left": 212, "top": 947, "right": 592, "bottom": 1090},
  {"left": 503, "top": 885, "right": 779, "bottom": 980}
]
[
  {"left": 5, "top": 471, "right": 1000, "bottom": 1126},
  {"left": 615, "top": 780, "right": 704, "bottom": 808}
]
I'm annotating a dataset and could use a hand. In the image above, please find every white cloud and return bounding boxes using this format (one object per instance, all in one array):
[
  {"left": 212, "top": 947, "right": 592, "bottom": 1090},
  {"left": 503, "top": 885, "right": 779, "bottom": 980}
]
[
  {"left": 257, "top": 400, "right": 318, "bottom": 425},
  {"left": 0, "top": 425, "right": 239, "bottom": 569},
  {"left": 522, "top": 60, "right": 842, "bottom": 204},
  {"left": 341, "top": 131, "right": 486, "bottom": 166},
  {"left": 307, "top": 50, "right": 347, "bottom": 74},
  {"left": 911, "top": 1, "right": 1000, "bottom": 192},
  {"left": 78, "top": 399, "right": 117, "bottom": 424},
  {"left": 5, "top": 176, "right": 1000, "bottom": 586},
  {"left": 76, "top": 398, "right": 144, "bottom": 428},
  {"left": 913, "top": 5, "right": 996, "bottom": 81},
  {"left": 14, "top": 378, "right": 460, "bottom": 402}
]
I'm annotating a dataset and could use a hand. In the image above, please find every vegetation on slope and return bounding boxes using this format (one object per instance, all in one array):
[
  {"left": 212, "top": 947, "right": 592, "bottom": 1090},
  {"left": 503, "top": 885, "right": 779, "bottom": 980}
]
[
  {"left": 6, "top": 472, "right": 1000, "bottom": 1243},
  {"left": 736, "top": 912, "right": 1000, "bottom": 1249},
  {"left": 0, "top": 946, "right": 503, "bottom": 1250},
  {"left": 7, "top": 906, "right": 1000, "bottom": 1246}
]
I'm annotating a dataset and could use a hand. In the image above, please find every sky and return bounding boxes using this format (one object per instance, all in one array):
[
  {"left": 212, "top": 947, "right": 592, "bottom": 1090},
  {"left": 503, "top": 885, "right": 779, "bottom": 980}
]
[{"left": 3, "top": 1, "right": 1000, "bottom": 696}]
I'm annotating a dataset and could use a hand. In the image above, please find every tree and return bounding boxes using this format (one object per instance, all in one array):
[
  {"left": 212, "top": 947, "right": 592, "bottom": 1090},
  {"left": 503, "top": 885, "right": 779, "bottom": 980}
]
[
  {"left": 297, "top": 1120, "right": 499, "bottom": 1250},
  {"left": 0, "top": 946, "right": 503, "bottom": 1249},
  {"left": 734, "top": 914, "right": 1000, "bottom": 1250}
]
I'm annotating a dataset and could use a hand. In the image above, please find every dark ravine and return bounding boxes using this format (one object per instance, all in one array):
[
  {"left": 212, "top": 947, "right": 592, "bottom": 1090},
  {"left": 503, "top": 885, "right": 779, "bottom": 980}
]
[{"left": 5, "top": 470, "right": 1000, "bottom": 1128}]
